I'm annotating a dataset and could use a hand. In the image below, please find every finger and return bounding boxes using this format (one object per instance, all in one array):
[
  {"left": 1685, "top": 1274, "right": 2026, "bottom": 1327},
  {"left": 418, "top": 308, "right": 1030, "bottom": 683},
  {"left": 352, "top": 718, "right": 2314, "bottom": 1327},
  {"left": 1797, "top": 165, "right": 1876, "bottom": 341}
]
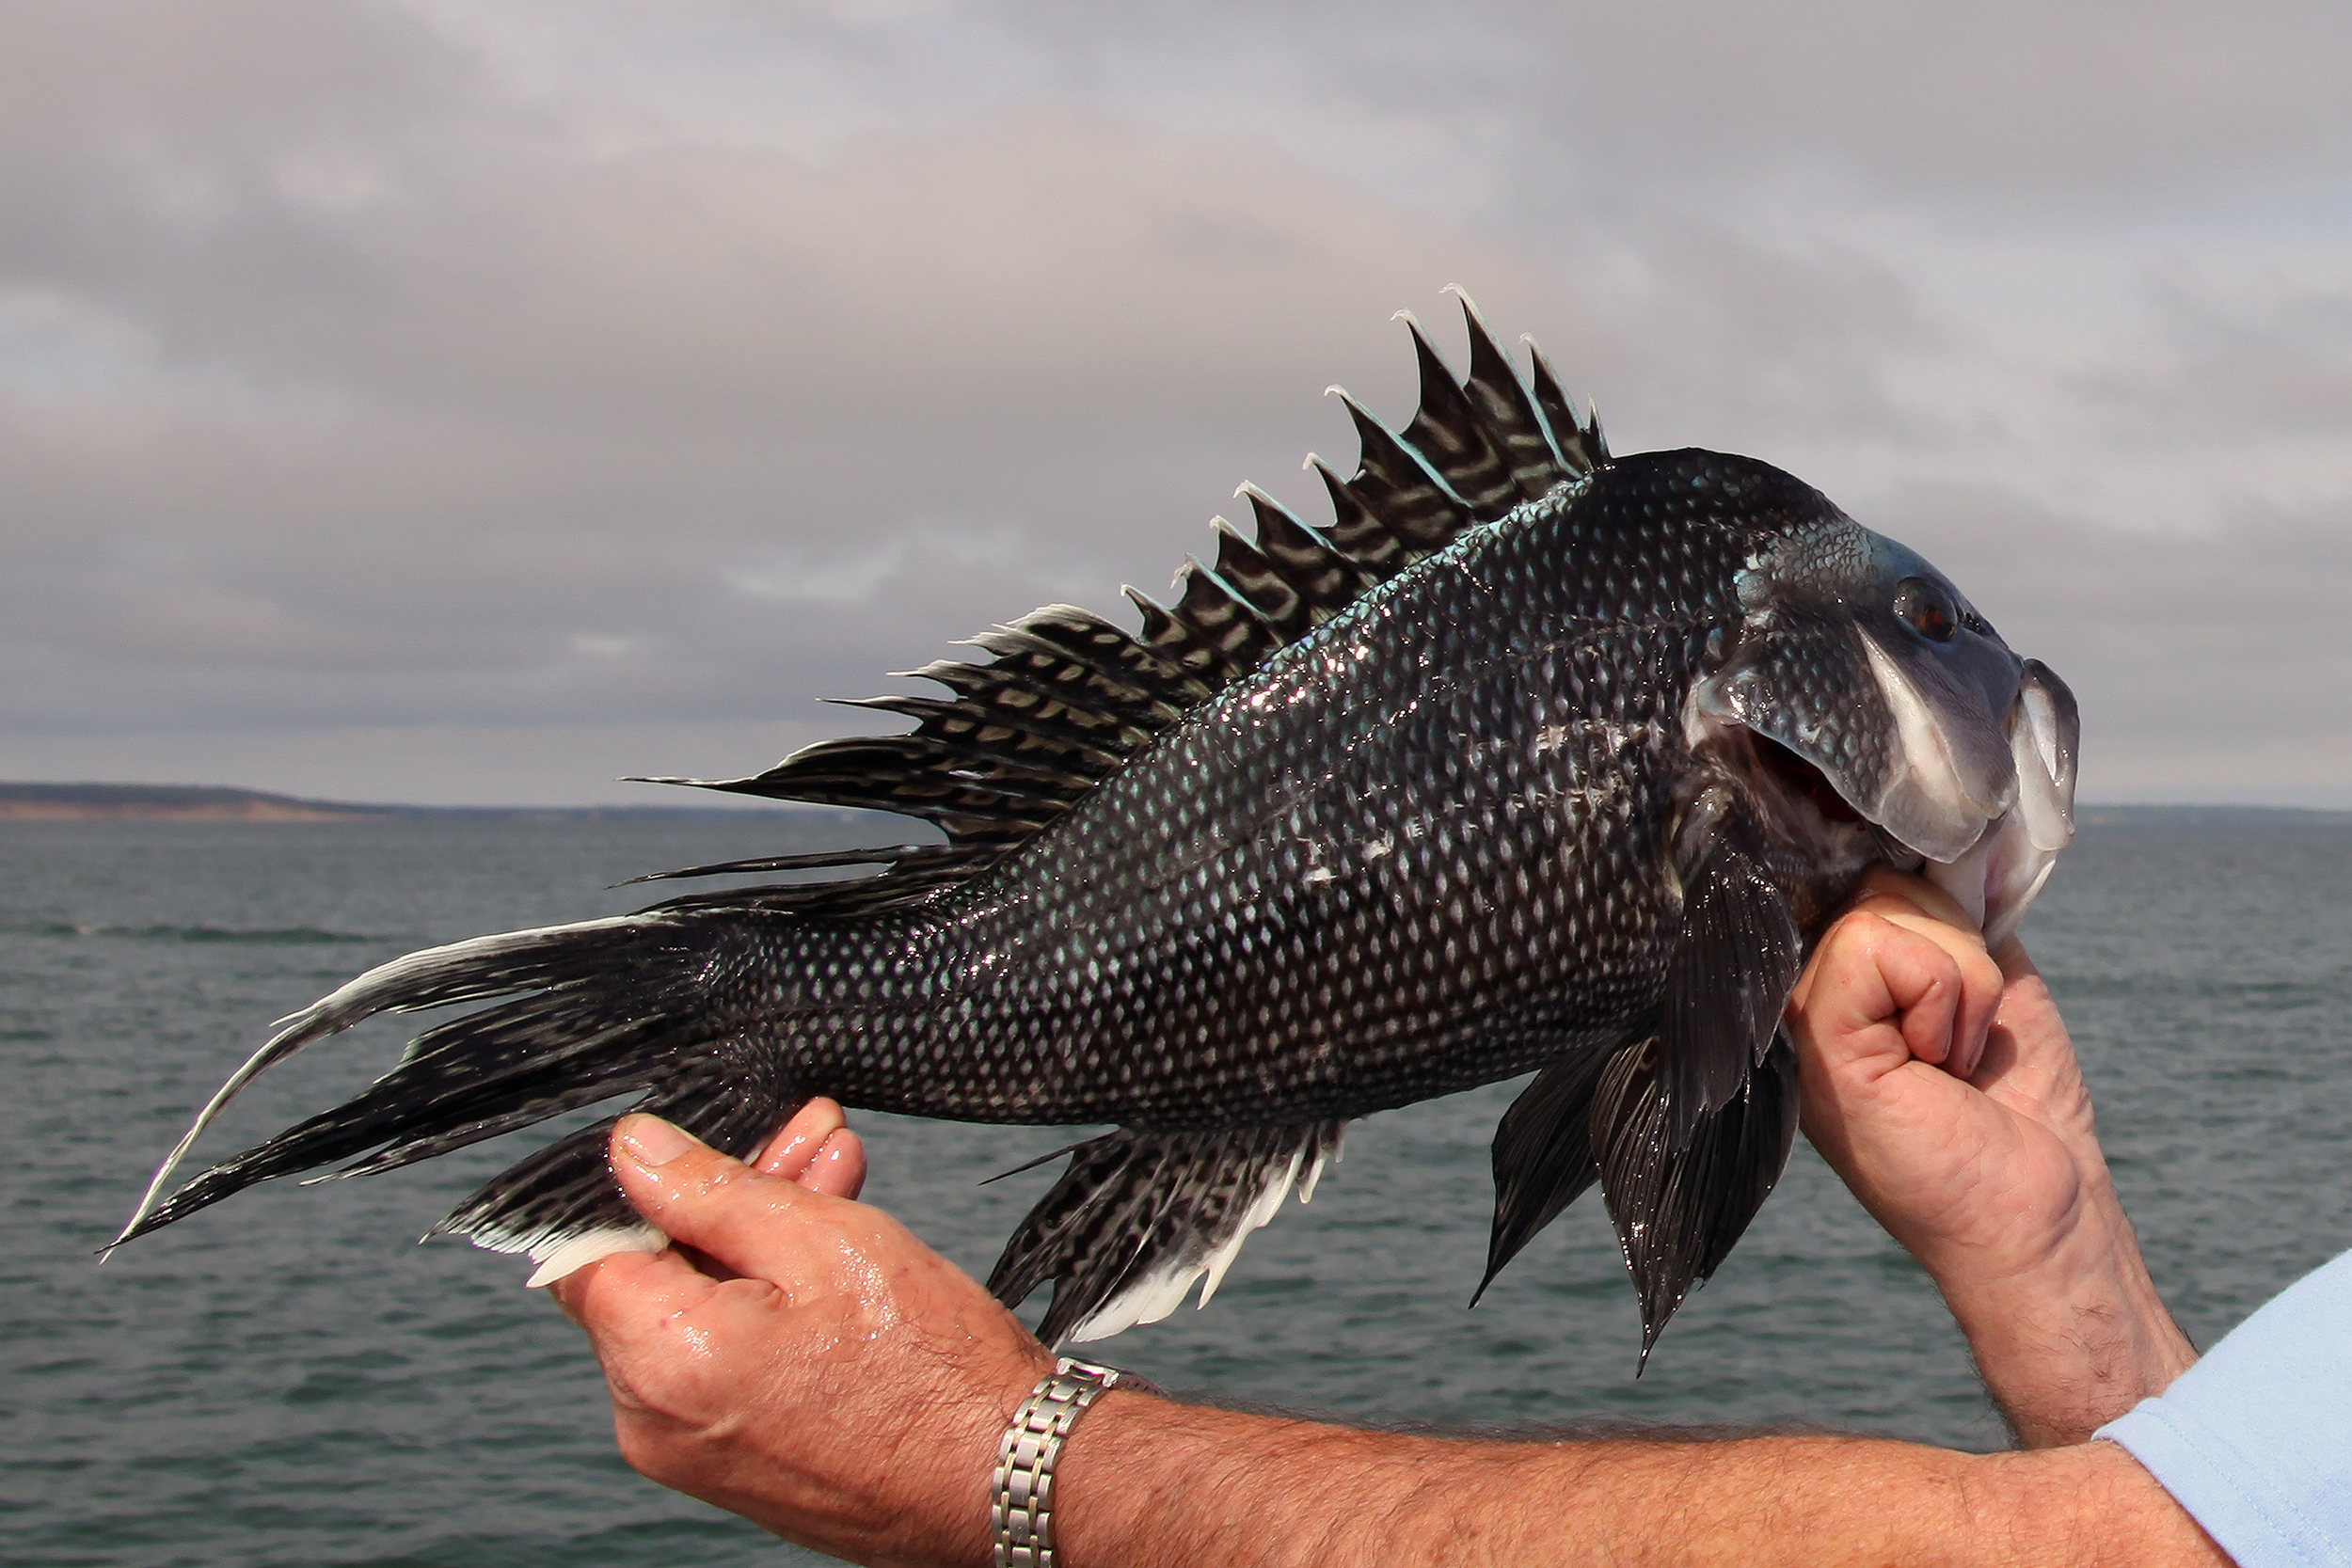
[
  {"left": 609, "top": 1114, "right": 834, "bottom": 1288},
  {"left": 755, "top": 1098, "right": 848, "bottom": 1180},
  {"left": 1850, "top": 864, "right": 1980, "bottom": 931},
  {"left": 1861, "top": 908, "right": 2005, "bottom": 1079},
  {"left": 798, "top": 1127, "right": 866, "bottom": 1199},
  {"left": 1793, "top": 910, "right": 1978, "bottom": 1079},
  {"left": 547, "top": 1243, "right": 718, "bottom": 1339}
]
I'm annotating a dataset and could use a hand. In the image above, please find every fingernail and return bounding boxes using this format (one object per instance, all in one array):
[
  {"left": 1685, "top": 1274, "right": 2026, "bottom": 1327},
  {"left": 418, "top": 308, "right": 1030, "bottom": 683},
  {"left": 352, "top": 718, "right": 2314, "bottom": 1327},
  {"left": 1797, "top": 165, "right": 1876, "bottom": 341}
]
[{"left": 619, "top": 1114, "right": 695, "bottom": 1166}]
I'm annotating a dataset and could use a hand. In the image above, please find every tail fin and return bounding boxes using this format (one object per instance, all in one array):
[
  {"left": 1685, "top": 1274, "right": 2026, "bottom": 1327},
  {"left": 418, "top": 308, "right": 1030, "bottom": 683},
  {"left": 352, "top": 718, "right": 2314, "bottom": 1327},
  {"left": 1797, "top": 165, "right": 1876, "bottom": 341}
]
[
  {"left": 107, "top": 908, "right": 795, "bottom": 1275},
  {"left": 988, "top": 1122, "right": 1345, "bottom": 1346}
]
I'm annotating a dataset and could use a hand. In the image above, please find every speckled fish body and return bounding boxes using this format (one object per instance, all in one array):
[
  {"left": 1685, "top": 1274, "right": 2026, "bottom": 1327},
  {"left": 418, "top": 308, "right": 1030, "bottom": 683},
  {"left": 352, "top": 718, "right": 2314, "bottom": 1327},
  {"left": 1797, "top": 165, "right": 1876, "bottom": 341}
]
[
  {"left": 773, "top": 460, "right": 1848, "bottom": 1128},
  {"left": 117, "top": 301, "right": 2079, "bottom": 1355}
]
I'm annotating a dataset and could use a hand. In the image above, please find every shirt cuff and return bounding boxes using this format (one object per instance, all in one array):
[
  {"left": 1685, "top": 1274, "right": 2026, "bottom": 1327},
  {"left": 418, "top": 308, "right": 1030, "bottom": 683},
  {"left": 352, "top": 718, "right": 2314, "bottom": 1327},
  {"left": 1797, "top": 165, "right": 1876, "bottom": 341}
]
[{"left": 2102, "top": 1399, "right": 2345, "bottom": 1568}]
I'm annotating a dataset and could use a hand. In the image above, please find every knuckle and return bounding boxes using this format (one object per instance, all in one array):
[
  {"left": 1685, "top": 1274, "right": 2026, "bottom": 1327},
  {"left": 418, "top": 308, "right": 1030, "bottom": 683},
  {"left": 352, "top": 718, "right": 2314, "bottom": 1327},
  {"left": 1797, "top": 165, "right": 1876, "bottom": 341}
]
[
  {"left": 614, "top": 1421, "right": 684, "bottom": 1483},
  {"left": 680, "top": 1151, "right": 744, "bottom": 1197}
]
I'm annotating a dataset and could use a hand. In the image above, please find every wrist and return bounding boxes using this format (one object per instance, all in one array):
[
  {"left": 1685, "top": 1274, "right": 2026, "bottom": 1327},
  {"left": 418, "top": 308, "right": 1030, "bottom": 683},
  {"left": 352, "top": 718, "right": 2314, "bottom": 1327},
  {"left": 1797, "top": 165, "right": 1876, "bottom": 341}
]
[{"left": 1924, "top": 1180, "right": 2195, "bottom": 1446}]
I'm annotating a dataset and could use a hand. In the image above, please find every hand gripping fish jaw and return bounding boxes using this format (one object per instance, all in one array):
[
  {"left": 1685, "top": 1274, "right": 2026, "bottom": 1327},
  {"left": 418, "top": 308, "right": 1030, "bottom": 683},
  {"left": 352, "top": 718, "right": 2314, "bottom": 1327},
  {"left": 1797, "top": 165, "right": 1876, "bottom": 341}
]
[{"left": 112, "top": 297, "right": 2082, "bottom": 1366}]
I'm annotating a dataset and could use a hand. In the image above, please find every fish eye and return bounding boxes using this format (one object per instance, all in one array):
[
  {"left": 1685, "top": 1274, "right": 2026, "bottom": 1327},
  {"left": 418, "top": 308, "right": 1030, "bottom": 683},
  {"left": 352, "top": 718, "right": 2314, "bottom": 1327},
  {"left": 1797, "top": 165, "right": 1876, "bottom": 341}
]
[{"left": 1893, "top": 577, "right": 1958, "bottom": 642}]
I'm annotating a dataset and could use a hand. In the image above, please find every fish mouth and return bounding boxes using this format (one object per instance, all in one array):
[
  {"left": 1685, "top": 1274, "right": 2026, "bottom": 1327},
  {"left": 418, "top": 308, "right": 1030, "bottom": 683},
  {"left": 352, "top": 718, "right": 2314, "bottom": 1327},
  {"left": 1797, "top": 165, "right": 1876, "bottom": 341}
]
[
  {"left": 1693, "top": 657, "right": 2080, "bottom": 947},
  {"left": 1749, "top": 733, "right": 1867, "bottom": 830},
  {"left": 1914, "top": 658, "right": 2079, "bottom": 948}
]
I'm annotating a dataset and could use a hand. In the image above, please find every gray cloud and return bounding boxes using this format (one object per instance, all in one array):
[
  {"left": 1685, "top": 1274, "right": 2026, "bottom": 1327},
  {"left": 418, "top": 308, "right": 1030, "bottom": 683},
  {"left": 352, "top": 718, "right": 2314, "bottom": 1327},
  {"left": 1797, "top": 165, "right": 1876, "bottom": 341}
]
[
  {"left": 967, "top": 0, "right": 2352, "bottom": 208},
  {"left": 3, "top": 0, "right": 2348, "bottom": 805}
]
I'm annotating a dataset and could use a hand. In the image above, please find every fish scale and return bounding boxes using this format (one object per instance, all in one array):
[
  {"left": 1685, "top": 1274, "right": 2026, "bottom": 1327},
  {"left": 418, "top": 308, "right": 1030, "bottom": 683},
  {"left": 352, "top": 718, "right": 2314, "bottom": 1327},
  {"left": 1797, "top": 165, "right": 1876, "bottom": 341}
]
[{"left": 116, "top": 296, "right": 2080, "bottom": 1359}]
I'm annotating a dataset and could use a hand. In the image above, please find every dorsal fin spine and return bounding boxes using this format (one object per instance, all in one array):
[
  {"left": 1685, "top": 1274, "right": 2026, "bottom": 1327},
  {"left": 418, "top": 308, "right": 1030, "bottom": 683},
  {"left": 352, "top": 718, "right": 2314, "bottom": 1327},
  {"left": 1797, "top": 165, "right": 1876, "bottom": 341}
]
[
  {"left": 1305, "top": 456, "right": 1410, "bottom": 581},
  {"left": 1524, "top": 336, "right": 1609, "bottom": 474},
  {"left": 1237, "top": 483, "right": 1375, "bottom": 624},
  {"left": 1447, "top": 289, "right": 1574, "bottom": 501},
  {"left": 1209, "top": 517, "right": 1316, "bottom": 642},
  {"left": 1330, "top": 388, "right": 1475, "bottom": 555},
  {"left": 1395, "top": 313, "right": 1520, "bottom": 516},
  {"left": 1168, "top": 556, "right": 1280, "bottom": 677},
  {"left": 1124, "top": 582, "right": 1241, "bottom": 689}
]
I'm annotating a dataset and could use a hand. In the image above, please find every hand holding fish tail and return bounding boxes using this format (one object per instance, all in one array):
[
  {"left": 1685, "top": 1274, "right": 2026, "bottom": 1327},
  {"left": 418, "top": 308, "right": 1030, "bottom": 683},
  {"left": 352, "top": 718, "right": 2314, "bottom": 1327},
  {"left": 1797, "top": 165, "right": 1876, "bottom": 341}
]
[
  {"left": 548, "top": 1103, "right": 1056, "bottom": 1568},
  {"left": 1790, "top": 867, "right": 2196, "bottom": 1448}
]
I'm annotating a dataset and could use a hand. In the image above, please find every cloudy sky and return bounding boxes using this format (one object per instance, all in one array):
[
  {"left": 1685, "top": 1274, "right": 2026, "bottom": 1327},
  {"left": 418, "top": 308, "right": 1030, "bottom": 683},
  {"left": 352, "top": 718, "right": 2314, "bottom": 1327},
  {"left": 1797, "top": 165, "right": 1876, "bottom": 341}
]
[{"left": 5, "top": 0, "right": 2349, "bottom": 807}]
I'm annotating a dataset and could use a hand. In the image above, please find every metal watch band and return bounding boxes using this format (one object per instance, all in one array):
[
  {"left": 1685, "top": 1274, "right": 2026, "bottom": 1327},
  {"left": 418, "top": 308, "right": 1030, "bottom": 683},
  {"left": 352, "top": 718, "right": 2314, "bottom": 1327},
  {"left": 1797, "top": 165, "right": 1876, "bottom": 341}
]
[{"left": 990, "top": 1356, "right": 1155, "bottom": 1568}]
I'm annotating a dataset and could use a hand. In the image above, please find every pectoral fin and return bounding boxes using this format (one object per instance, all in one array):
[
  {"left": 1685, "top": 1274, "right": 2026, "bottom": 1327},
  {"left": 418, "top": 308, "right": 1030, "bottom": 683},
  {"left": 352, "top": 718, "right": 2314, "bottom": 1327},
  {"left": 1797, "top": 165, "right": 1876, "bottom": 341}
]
[
  {"left": 1593, "top": 1031, "right": 1801, "bottom": 1367},
  {"left": 1657, "top": 815, "right": 1804, "bottom": 1151},
  {"left": 1474, "top": 1051, "right": 1613, "bottom": 1304}
]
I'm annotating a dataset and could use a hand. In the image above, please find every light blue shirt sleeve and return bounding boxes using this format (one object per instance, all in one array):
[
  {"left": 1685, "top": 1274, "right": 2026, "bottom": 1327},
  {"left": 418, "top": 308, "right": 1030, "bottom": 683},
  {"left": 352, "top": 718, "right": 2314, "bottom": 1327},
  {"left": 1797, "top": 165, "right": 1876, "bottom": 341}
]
[{"left": 2099, "top": 1247, "right": 2352, "bottom": 1568}]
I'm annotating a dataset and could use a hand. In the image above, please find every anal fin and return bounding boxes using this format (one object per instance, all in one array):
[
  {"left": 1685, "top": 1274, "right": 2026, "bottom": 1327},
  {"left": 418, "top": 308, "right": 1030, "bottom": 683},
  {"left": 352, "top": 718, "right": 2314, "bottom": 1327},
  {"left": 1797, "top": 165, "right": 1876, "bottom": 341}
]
[{"left": 987, "top": 1122, "right": 1344, "bottom": 1346}]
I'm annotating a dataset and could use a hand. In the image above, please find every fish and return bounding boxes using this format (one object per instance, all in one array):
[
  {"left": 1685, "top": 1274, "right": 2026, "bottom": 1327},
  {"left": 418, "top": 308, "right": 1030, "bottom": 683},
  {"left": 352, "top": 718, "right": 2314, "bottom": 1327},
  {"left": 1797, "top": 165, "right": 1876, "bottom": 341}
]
[{"left": 110, "top": 294, "right": 2079, "bottom": 1360}]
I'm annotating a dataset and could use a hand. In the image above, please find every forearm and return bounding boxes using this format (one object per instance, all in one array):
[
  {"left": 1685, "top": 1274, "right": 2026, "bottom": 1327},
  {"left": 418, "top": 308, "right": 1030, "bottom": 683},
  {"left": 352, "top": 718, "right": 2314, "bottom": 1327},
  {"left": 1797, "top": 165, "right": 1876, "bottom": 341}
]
[
  {"left": 1794, "top": 923, "right": 2198, "bottom": 1450},
  {"left": 1055, "top": 1396, "right": 2224, "bottom": 1568},
  {"left": 1930, "top": 1175, "right": 2198, "bottom": 1448}
]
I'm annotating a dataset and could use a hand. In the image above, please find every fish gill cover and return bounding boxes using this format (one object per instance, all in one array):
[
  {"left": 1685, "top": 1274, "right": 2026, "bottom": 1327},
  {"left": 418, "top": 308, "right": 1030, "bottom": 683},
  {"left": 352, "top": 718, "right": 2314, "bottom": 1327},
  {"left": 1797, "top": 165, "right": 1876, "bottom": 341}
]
[{"left": 111, "top": 295, "right": 2079, "bottom": 1362}]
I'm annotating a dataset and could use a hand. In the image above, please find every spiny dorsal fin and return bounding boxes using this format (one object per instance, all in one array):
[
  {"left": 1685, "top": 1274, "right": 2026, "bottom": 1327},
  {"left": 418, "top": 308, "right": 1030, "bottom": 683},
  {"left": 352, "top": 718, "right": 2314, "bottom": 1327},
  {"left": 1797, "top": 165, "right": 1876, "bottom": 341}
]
[
  {"left": 1237, "top": 483, "right": 1378, "bottom": 625},
  {"left": 1329, "top": 387, "right": 1475, "bottom": 555},
  {"left": 1449, "top": 290, "right": 1577, "bottom": 502},
  {"left": 1306, "top": 457, "right": 1411, "bottom": 581},
  {"left": 652, "top": 300, "right": 1611, "bottom": 900},
  {"left": 1168, "top": 555, "right": 1283, "bottom": 678},
  {"left": 1526, "top": 334, "right": 1609, "bottom": 474},
  {"left": 1210, "top": 518, "right": 1316, "bottom": 643},
  {"left": 1396, "top": 309, "right": 1520, "bottom": 516}
]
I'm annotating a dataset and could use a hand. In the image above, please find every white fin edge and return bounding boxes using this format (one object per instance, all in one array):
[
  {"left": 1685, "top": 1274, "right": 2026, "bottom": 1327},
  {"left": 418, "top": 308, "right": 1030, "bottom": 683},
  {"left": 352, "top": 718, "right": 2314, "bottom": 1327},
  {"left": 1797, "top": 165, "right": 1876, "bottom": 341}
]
[
  {"left": 524, "top": 1224, "right": 668, "bottom": 1289},
  {"left": 1064, "top": 1129, "right": 1344, "bottom": 1344},
  {"left": 1064, "top": 1252, "right": 1196, "bottom": 1344},
  {"left": 1195, "top": 1148, "right": 1307, "bottom": 1310},
  {"left": 1298, "top": 1124, "right": 1346, "bottom": 1205}
]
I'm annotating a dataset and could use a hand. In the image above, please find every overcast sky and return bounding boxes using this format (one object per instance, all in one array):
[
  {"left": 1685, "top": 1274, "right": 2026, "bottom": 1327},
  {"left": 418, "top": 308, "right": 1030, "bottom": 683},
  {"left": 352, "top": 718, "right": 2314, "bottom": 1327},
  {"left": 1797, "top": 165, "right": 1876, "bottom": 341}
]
[{"left": 4, "top": 0, "right": 2348, "bottom": 807}]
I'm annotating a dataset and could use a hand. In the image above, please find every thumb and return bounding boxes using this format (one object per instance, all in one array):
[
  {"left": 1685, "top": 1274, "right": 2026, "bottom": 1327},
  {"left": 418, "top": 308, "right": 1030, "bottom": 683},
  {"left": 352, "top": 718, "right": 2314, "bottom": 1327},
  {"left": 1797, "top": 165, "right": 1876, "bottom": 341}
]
[{"left": 610, "top": 1114, "right": 826, "bottom": 1286}]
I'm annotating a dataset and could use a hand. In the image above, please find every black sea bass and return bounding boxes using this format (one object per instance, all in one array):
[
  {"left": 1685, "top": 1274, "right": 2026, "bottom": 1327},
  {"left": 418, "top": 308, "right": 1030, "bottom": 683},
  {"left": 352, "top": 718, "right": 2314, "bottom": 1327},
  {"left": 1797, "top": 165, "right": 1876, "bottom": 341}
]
[{"left": 116, "top": 298, "right": 2078, "bottom": 1357}]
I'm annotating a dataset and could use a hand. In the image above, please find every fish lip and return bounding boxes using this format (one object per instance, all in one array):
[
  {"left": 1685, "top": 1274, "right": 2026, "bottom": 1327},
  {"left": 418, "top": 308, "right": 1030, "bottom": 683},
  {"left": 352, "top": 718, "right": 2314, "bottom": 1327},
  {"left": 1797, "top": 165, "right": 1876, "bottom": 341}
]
[
  {"left": 1928, "top": 659, "right": 2079, "bottom": 945},
  {"left": 2008, "top": 658, "right": 2079, "bottom": 854},
  {"left": 1852, "top": 630, "right": 2017, "bottom": 854}
]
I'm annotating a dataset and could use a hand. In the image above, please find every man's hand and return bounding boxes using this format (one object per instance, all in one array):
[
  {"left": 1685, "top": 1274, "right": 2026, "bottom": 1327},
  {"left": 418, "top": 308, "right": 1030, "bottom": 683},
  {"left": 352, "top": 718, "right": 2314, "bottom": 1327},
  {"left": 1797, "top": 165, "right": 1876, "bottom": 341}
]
[
  {"left": 547, "top": 1101, "right": 1054, "bottom": 1567},
  {"left": 1789, "top": 867, "right": 2197, "bottom": 1445}
]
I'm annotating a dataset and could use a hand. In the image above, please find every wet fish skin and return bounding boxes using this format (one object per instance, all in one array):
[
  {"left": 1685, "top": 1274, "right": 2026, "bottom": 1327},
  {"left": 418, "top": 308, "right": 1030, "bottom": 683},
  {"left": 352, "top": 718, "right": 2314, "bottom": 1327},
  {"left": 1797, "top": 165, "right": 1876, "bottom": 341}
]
[{"left": 113, "top": 301, "right": 2078, "bottom": 1357}]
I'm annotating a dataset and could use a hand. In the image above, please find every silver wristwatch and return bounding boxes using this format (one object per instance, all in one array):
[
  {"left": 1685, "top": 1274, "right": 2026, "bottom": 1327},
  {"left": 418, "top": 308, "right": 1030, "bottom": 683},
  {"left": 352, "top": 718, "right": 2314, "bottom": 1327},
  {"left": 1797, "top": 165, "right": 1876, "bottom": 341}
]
[{"left": 990, "top": 1356, "right": 1156, "bottom": 1568}]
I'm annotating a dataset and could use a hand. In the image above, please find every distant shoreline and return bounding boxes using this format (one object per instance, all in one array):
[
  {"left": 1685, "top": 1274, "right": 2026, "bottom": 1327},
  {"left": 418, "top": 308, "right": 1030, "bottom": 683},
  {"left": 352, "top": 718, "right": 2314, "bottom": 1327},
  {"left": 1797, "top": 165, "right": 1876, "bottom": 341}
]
[
  {"left": 0, "top": 782, "right": 831, "bottom": 824},
  {"left": 2, "top": 781, "right": 2345, "bottom": 827}
]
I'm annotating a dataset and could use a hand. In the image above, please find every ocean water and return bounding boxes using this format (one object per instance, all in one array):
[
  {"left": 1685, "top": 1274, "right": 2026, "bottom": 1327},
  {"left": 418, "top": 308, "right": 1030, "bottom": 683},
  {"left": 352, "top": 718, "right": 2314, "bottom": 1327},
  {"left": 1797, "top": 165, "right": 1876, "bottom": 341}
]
[{"left": 4, "top": 813, "right": 2348, "bottom": 1566}]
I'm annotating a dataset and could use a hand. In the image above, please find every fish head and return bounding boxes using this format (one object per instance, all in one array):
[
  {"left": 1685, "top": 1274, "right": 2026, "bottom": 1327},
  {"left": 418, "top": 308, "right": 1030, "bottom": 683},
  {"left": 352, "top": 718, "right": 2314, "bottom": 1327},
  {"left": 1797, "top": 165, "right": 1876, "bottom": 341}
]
[{"left": 1685, "top": 468, "right": 2080, "bottom": 943}]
